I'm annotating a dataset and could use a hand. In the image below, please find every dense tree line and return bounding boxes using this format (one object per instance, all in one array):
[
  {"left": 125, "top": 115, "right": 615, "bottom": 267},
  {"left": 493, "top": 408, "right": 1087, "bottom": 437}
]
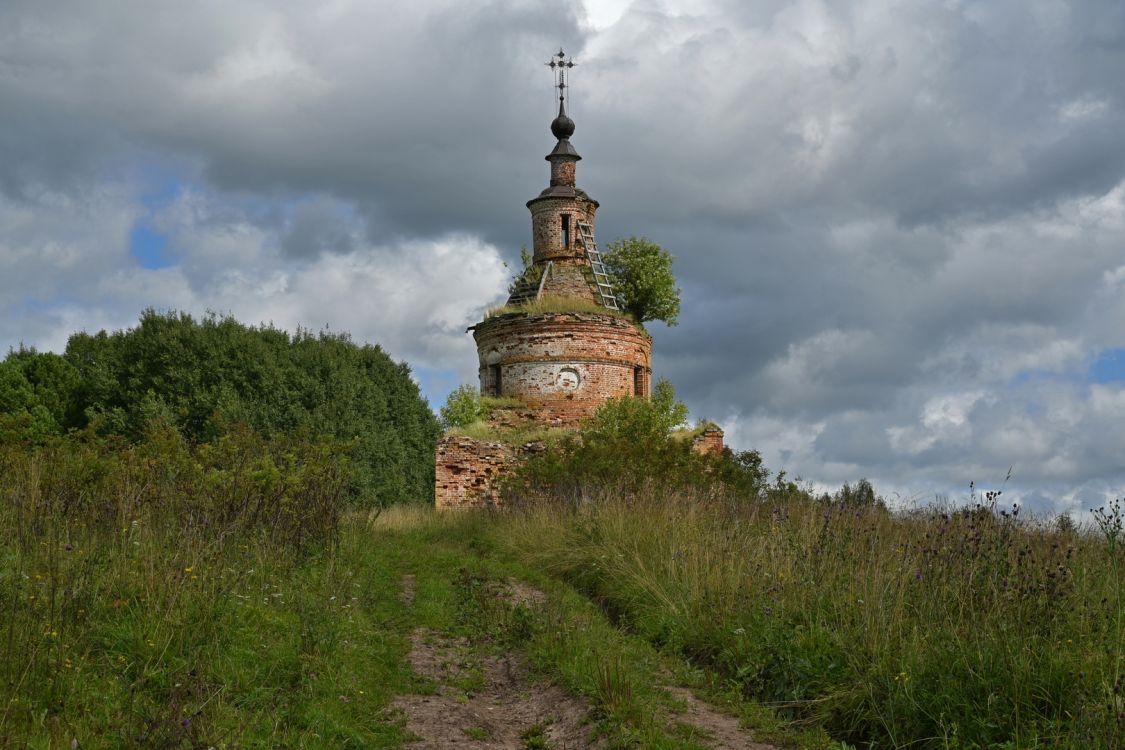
[{"left": 0, "top": 310, "right": 440, "bottom": 505}]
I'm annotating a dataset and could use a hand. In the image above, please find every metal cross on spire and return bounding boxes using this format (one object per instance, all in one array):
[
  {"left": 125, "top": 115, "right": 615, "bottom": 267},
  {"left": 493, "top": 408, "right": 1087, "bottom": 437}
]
[{"left": 545, "top": 48, "right": 575, "bottom": 106}]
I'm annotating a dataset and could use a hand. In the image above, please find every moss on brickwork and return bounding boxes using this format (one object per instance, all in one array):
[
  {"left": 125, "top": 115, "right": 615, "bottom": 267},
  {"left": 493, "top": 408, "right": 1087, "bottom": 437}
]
[
  {"left": 447, "top": 421, "right": 567, "bottom": 446},
  {"left": 447, "top": 403, "right": 568, "bottom": 447},
  {"left": 485, "top": 295, "right": 635, "bottom": 322}
]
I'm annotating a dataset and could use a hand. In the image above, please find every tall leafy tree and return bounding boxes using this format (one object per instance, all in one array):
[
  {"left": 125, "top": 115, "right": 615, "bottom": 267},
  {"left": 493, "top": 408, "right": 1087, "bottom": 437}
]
[
  {"left": 602, "top": 237, "right": 681, "bottom": 326},
  {"left": 0, "top": 348, "right": 81, "bottom": 441},
  {"left": 54, "top": 310, "right": 440, "bottom": 505}
]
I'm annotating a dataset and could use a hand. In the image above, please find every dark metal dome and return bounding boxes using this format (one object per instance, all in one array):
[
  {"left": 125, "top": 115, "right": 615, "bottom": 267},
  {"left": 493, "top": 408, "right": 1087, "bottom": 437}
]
[{"left": 550, "top": 99, "right": 575, "bottom": 139}]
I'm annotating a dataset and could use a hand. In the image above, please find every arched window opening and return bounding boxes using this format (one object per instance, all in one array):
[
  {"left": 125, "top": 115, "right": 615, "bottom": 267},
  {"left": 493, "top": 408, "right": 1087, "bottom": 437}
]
[{"left": 490, "top": 364, "right": 502, "bottom": 396}]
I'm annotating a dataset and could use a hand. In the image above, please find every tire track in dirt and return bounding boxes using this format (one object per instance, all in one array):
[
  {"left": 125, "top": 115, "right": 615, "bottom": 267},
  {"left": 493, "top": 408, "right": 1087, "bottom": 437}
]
[
  {"left": 665, "top": 686, "right": 779, "bottom": 750},
  {"left": 393, "top": 628, "right": 598, "bottom": 748},
  {"left": 393, "top": 574, "right": 597, "bottom": 748},
  {"left": 392, "top": 574, "right": 779, "bottom": 749}
]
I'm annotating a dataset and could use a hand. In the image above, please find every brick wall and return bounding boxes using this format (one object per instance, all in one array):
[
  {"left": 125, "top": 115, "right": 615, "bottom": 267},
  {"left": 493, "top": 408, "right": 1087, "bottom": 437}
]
[
  {"left": 529, "top": 196, "right": 598, "bottom": 263},
  {"left": 434, "top": 434, "right": 548, "bottom": 510},
  {"left": 691, "top": 426, "right": 726, "bottom": 457},
  {"left": 434, "top": 435, "right": 514, "bottom": 510},
  {"left": 550, "top": 158, "right": 577, "bottom": 186},
  {"left": 474, "top": 311, "right": 652, "bottom": 426},
  {"left": 538, "top": 261, "right": 598, "bottom": 302}
]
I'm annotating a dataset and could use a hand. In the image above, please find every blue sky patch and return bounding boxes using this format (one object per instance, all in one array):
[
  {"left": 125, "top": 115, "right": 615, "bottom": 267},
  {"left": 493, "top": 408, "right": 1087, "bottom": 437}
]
[
  {"left": 1090, "top": 348, "right": 1125, "bottom": 383},
  {"left": 413, "top": 365, "right": 463, "bottom": 414},
  {"left": 130, "top": 223, "right": 170, "bottom": 269}
]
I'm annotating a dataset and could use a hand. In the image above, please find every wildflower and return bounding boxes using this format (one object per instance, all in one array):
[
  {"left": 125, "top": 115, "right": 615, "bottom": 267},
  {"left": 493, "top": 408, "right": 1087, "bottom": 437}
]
[
  {"left": 914, "top": 570, "right": 923, "bottom": 581},
  {"left": 184, "top": 566, "right": 194, "bottom": 574}
]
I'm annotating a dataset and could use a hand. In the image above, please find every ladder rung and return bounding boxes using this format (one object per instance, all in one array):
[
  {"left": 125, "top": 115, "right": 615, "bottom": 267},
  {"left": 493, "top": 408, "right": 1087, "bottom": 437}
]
[{"left": 574, "top": 222, "right": 620, "bottom": 313}]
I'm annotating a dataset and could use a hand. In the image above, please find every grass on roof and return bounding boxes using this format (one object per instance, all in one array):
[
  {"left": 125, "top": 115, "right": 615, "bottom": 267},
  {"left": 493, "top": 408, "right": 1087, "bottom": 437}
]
[
  {"left": 447, "top": 420, "right": 570, "bottom": 447},
  {"left": 485, "top": 295, "right": 636, "bottom": 322}
]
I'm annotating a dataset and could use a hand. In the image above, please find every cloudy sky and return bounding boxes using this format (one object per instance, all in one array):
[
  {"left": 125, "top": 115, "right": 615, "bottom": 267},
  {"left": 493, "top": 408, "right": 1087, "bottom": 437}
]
[{"left": 3, "top": 0, "right": 1124, "bottom": 514}]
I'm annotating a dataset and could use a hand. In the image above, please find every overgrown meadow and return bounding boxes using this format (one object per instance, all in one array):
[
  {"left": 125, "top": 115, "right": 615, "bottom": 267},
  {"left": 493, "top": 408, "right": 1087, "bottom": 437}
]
[
  {"left": 2, "top": 313, "right": 1123, "bottom": 748},
  {"left": 495, "top": 486, "right": 1124, "bottom": 748},
  {"left": 439, "top": 385, "right": 1125, "bottom": 748},
  {"left": 0, "top": 312, "right": 439, "bottom": 746},
  {"left": 0, "top": 425, "right": 394, "bottom": 745}
]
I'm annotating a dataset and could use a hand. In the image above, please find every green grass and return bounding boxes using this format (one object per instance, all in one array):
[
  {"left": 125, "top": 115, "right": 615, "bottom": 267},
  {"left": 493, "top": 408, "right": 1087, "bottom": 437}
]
[
  {"left": 447, "top": 420, "right": 569, "bottom": 446},
  {"left": 11, "top": 426, "right": 1117, "bottom": 748},
  {"left": 0, "top": 434, "right": 824, "bottom": 748},
  {"left": 376, "top": 506, "right": 830, "bottom": 749},
  {"left": 0, "top": 430, "right": 417, "bottom": 747},
  {"left": 485, "top": 294, "right": 637, "bottom": 323},
  {"left": 489, "top": 486, "right": 1125, "bottom": 749}
]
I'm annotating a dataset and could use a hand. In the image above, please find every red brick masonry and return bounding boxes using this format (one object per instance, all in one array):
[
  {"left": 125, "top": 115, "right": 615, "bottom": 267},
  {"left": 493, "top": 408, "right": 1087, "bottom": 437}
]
[
  {"left": 434, "top": 436, "right": 513, "bottom": 510},
  {"left": 434, "top": 435, "right": 548, "bottom": 510},
  {"left": 474, "top": 311, "right": 652, "bottom": 427},
  {"left": 691, "top": 425, "right": 726, "bottom": 457}
]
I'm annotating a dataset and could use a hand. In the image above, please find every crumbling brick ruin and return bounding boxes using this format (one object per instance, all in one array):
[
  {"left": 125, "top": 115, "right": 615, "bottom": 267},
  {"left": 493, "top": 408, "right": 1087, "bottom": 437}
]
[
  {"left": 435, "top": 51, "right": 721, "bottom": 510},
  {"left": 473, "top": 312, "right": 651, "bottom": 427},
  {"left": 691, "top": 425, "right": 726, "bottom": 457}
]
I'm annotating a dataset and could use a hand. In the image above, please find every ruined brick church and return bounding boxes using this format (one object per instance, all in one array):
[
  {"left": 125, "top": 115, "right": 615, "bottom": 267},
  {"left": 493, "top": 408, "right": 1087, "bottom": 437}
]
[{"left": 434, "top": 51, "right": 721, "bottom": 509}]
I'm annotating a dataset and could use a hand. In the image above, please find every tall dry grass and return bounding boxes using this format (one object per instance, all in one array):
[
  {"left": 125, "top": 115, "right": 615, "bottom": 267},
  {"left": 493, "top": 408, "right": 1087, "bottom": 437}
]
[{"left": 497, "top": 485, "right": 1124, "bottom": 748}]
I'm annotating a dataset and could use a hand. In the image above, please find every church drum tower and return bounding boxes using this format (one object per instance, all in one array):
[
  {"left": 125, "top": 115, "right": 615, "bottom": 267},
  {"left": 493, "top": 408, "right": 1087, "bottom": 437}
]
[{"left": 470, "top": 50, "right": 652, "bottom": 426}]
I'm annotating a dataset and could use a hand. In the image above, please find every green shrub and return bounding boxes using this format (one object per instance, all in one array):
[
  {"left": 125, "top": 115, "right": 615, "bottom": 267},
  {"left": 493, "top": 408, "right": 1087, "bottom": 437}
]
[
  {"left": 439, "top": 385, "right": 486, "bottom": 429},
  {"left": 2, "top": 310, "right": 440, "bottom": 505},
  {"left": 0, "top": 348, "right": 82, "bottom": 441},
  {"left": 508, "top": 380, "right": 767, "bottom": 501}
]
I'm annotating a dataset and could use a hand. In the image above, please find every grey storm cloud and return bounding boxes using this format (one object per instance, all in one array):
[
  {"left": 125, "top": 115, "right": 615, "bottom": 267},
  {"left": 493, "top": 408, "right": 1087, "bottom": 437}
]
[{"left": 2, "top": 0, "right": 1125, "bottom": 512}]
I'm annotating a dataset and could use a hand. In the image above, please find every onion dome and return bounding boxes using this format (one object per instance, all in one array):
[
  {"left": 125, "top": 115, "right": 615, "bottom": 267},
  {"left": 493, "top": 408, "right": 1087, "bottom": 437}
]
[{"left": 550, "top": 98, "right": 575, "bottom": 140}]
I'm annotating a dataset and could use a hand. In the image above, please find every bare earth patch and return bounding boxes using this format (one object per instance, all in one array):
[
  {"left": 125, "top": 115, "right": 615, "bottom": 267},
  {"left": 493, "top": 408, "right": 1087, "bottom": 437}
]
[
  {"left": 503, "top": 578, "right": 548, "bottom": 609},
  {"left": 665, "top": 686, "right": 778, "bottom": 750},
  {"left": 393, "top": 628, "right": 599, "bottom": 749},
  {"left": 400, "top": 574, "right": 416, "bottom": 606}
]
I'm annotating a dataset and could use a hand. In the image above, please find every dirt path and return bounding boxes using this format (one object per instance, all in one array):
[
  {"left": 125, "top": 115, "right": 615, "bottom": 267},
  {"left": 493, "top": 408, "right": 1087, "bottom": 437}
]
[
  {"left": 399, "top": 573, "right": 416, "bottom": 606},
  {"left": 392, "top": 574, "right": 778, "bottom": 749},
  {"left": 392, "top": 575, "right": 597, "bottom": 748},
  {"left": 665, "top": 686, "right": 779, "bottom": 750},
  {"left": 393, "top": 628, "right": 597, "bottom": 748}
]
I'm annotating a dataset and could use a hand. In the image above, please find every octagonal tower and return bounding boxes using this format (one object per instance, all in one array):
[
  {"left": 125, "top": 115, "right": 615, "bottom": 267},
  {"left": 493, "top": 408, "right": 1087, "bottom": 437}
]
[{"left": 469, "top": 51, "right": 651, "bottom": 426}]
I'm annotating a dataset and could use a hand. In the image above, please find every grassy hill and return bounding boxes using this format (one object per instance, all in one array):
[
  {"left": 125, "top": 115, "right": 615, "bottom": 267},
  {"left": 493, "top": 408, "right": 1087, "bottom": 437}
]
[
  {"left": 1, "top": 420, "right": 1121, "bottom": 748},
  {"left": 2, "top": 317, "right": 1121, "bottom": 747}
]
